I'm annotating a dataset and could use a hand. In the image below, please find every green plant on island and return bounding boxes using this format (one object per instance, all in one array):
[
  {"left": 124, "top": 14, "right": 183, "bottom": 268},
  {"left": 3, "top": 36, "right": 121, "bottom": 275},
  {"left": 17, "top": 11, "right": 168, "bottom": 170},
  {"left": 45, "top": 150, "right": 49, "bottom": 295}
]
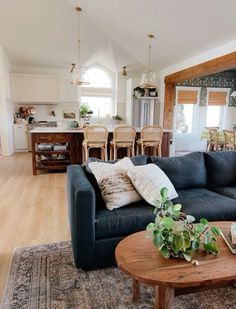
[
  {"left": 233, "top": 124, "right": 236, "bottom": 132},
  {"left": 80, "top": 104, "right": 93, "bottom": 118},
  {"left": 146, "top": 187, "right": 220, "bottom": 262},
  {"left": 112, "top": 114, "right": 123, "bottom": 121}
]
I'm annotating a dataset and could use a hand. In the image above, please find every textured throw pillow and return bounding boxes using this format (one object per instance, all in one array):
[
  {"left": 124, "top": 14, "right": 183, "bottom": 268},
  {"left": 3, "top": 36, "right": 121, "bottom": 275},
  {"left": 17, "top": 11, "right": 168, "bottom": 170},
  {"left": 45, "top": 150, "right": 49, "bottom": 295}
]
[
  {"left": 89, "top": 157, "right": 142, "bottom": 210},
  {"left": 127, "top": 164, "right": 178, "bottom": 206}
]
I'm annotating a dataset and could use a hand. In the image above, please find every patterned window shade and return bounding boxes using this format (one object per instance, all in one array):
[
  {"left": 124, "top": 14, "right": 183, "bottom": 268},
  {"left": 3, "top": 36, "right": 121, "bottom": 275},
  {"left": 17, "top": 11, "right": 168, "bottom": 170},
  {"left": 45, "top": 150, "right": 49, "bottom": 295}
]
[
  {"left": 208, "top": 91, "right": 227, "bottom": 106},
  {"left": 178, "top": 90, "right": 198, "bottom": 104}
]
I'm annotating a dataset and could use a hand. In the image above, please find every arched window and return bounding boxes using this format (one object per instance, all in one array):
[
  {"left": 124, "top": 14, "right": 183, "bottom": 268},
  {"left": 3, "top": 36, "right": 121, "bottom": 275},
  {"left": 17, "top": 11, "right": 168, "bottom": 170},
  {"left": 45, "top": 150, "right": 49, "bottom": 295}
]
[{"left": 80, "top": 67, "right": 113, "bottom": 118}]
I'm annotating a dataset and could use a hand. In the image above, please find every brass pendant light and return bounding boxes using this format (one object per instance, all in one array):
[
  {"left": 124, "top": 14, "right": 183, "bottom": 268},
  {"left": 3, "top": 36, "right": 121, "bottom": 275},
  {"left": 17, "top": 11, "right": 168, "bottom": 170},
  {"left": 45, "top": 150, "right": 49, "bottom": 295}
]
[
  {"left": 140, "top": 34, "right": 157, "bottom": 89},
  {"left": 71, "top": 7, "right": 89, "bottom": 86}
]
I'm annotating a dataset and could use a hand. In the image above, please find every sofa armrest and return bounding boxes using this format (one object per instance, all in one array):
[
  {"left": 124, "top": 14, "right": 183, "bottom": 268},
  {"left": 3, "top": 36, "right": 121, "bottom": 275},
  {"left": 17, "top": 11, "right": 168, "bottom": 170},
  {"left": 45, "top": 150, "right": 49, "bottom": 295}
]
[{"left": 67, "top": 165, "right": 96, "bottom": 268}]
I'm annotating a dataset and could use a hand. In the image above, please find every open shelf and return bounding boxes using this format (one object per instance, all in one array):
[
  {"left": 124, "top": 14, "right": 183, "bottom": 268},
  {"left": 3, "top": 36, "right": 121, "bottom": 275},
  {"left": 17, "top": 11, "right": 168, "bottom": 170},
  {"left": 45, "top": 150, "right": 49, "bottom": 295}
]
[{"left": 32, "top": 133, "right": 73, "bottom": 175}]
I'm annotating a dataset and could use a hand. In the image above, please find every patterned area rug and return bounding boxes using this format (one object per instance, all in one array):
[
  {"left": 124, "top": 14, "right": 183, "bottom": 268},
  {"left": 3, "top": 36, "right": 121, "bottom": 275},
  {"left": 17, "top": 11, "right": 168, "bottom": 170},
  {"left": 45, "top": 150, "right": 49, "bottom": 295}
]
[{"left": 1, "top": 241, "right": 236, "bottom": 309}]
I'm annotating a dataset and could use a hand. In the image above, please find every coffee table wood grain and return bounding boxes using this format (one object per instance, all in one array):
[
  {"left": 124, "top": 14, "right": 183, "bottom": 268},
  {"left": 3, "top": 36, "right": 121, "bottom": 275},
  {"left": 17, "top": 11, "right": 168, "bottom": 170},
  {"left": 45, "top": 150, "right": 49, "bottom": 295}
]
[{"left": 115, "top": 221, "right": 236, "bottom": 309}]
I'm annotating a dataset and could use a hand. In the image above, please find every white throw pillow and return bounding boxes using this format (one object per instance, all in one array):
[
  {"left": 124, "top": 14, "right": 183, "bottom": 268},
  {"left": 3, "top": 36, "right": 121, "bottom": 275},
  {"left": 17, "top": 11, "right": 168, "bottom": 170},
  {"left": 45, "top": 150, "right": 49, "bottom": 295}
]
[
  {"left": 89, "top": 157, "right": 142, "bottom": 210},
  {"left": 127, "top": 164, "right": 178, "bottom": 206}
]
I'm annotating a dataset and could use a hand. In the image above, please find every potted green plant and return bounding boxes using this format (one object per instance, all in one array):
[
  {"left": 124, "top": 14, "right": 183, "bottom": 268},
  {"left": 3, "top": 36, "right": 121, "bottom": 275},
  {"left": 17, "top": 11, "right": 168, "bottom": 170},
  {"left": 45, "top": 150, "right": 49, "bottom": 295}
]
[
  {"left": 79, "top": 104, "right": 90, "bottom": 118},
  {"left": 146, "top": 187, "right": 220, "bottom": 262},
  {"left": 112, "top": 114, "right": 123, "bottom": 122}
]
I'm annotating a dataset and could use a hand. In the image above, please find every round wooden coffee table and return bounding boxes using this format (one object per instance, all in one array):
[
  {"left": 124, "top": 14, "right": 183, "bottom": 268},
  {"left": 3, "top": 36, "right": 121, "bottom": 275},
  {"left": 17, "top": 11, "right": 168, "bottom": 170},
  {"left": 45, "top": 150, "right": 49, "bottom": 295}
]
[{"left": 115, "top": 222, "right": 236, "bottom": 309}]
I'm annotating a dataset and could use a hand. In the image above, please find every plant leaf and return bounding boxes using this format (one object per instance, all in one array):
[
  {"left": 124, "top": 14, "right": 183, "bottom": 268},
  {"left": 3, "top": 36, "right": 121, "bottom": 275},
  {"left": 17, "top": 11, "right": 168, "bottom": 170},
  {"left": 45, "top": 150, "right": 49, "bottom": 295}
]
[
  {"left": 153, "top": 230, "right": 163, "bottom": 248},
  {"left": 161, "top": 217, "right": 174, "bottom": 229},
  {"left": 195, "top": 223, "right": 206, "bottom": 234},
  {"left": 211, "top": 226, "right": 220, "bottom": 236},
  {"left": 160, "top": 245, "right": 170, "bottom": 258},
  {"left": 160, "top": 187, "right": 169, "bottom": 200},
  {"left": 192, "top": 240, "right": 200, "bottom": 251},
  {"left": 186, "top": 215, "right": 195, "bottom": 224},
  {"left": 173, "top": 204, "right": 182, "bottom": 211},
  {"left": 200, "top": 218, "right": 208, "bottom": 225},
  {"left": 174, "top": 235, "right": 183, "bottom": 250},
  {"left": 183, "top": 253, "right": 192, "bottom": 262}
]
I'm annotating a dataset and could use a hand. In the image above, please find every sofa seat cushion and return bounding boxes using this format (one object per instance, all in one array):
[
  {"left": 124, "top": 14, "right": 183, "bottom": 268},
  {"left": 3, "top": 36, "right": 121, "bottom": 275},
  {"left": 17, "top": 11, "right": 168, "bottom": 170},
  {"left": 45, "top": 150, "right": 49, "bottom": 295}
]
[
  {"left": 95, "top": 201, "right": 155, "bottom": 239},
  {"left": 204, "top": 151, "right": 236, "bottom": 188},
  {"left": 173, "top": 188, "right": 236, "bottom": 222},
  {"left": 150, "top": 152, "right": 207, "bottom": 190},
  {"left": 211, "top": 187, "right": 236, "bottom": 200}
]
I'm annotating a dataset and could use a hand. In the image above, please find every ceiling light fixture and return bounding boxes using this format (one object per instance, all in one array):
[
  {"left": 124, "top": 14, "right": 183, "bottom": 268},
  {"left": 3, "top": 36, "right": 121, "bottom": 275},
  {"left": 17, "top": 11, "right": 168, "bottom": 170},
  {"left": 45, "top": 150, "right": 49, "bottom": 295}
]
[
  {"left": 71, "top": 7, "right": 89, "bottom": 86},
  {"left": 140, "top": 34, "right": 157, "bottom": 89},
  {"left": 122, "top": 66, "right": 127, "bottom": 76}
]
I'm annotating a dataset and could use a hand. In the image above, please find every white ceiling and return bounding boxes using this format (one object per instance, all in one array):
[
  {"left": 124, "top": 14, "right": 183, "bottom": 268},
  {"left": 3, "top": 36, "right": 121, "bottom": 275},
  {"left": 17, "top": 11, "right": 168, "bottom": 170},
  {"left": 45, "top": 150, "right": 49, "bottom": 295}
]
[{"left": 0, "top": 0, "right": 236, "bottom": 73}]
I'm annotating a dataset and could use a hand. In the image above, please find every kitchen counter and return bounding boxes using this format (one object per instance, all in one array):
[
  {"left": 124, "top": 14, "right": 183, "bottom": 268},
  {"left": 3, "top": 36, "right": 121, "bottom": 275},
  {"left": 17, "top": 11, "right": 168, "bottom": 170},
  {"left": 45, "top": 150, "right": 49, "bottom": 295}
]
[{"left": 30, "top": 126, "right": 173, "bottom": 134}]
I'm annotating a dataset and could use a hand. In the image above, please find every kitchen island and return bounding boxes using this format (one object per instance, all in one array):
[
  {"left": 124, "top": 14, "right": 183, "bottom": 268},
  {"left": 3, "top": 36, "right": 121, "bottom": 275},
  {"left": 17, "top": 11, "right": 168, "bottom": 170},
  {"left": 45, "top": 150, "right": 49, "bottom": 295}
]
[{"left": 31, "top": 126, "right": 172, "bottom": 175}]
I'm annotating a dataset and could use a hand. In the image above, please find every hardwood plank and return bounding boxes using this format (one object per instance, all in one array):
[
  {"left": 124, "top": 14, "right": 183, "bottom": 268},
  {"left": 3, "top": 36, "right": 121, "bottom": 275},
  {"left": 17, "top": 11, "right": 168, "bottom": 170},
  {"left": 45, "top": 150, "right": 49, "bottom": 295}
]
[{"left": 0, "top": 153, "right": 70, "bottom": 301}]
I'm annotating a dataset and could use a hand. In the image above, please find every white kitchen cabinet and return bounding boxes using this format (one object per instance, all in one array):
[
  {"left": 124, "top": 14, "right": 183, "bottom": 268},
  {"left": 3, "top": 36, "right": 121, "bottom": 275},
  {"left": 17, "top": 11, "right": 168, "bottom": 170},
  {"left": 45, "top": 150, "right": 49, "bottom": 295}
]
[
  {"left": 13, "top": 124, "right": 28, "bottom": 151},
  {"left": 11, "top": 73, "right": 59, "bottom": 103}
]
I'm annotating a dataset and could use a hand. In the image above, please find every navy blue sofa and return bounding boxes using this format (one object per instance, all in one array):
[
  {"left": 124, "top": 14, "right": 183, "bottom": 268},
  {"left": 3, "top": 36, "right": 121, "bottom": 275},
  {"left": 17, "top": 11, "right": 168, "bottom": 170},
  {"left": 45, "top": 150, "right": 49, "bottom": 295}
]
[{"left": 67, "top": 151, "right": 236, "bottom": 269}]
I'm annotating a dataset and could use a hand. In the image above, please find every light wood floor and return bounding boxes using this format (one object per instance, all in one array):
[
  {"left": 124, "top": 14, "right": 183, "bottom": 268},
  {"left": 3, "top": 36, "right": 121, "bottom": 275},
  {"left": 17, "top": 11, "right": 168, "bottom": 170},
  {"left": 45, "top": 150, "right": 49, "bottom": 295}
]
[{"left": 0, "top": 153, "right": 70, "bottom": 301}]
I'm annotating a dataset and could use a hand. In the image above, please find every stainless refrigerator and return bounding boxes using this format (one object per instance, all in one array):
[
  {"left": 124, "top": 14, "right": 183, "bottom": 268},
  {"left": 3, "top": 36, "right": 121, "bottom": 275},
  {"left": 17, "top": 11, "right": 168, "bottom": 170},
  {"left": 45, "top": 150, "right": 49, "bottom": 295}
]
[{"left": 132, "top": 97, "right": 160, "bottom": 127}]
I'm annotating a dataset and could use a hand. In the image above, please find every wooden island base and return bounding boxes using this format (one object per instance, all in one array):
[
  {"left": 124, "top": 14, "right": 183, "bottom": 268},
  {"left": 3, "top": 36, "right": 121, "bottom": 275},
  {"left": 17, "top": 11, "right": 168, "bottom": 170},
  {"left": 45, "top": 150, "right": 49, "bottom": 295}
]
[{"left": 31, "top": 130, "right": 172, "bottom": 175}]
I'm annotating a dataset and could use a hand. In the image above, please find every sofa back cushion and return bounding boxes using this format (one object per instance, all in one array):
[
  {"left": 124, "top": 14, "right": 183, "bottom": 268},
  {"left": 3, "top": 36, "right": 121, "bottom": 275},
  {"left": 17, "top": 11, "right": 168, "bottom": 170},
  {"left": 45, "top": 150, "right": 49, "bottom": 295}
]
[
  {"left": 204, "top": 151, "right": 236, "bottom": 188},
  {"left": 150, "top": 152, "right": 207, "bottom": 190}
]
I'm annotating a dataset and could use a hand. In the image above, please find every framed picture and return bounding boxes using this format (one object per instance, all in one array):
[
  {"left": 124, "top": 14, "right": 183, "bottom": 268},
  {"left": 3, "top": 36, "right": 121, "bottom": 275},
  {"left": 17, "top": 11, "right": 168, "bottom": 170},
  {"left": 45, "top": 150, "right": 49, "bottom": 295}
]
[
  {"left": 149, "top": 90, "right": 158, "bottom": 97},
  {"left": 63, "top": 110, "right": 76, "bottom": 119}
]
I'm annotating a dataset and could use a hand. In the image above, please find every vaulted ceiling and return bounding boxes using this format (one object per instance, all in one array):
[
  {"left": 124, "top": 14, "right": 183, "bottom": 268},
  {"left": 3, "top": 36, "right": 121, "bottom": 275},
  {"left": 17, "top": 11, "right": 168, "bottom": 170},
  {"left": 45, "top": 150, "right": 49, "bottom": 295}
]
[{"left": 0, "top": 0, "right": 236, "bottom": 73}]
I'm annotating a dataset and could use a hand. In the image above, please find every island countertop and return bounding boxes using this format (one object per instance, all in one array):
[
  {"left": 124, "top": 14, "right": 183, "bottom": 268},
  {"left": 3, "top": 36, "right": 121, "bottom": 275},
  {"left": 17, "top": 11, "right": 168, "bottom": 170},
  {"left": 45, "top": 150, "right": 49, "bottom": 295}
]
[{"left": 30, "top": 126, "right": 173, "bottom": 133}]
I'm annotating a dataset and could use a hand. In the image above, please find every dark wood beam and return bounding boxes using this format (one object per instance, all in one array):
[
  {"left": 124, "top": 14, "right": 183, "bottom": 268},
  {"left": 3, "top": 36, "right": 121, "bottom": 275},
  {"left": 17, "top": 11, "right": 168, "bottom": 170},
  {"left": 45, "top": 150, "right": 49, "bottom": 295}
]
[{"left": 165, "top": 51, "right": 236, "bottom": 84}]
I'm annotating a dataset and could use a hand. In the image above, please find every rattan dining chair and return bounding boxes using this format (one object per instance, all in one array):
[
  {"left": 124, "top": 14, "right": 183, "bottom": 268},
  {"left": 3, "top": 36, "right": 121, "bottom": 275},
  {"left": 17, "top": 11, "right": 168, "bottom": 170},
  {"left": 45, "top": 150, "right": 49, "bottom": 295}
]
[
  {"left": 136, "top": 125, "right": 163, "bottom": 156},
  {"left": 205, "top": 127, "right": 219, "bottom": 152},
  {"left": 82, "top": 125, "right": 109, "bottom": 163},
  {"left": 223, "top": 130, "right": 235, "bottom": 151},
  {"left": 110, "top": 125, "right": 136, "bottom": 160}
]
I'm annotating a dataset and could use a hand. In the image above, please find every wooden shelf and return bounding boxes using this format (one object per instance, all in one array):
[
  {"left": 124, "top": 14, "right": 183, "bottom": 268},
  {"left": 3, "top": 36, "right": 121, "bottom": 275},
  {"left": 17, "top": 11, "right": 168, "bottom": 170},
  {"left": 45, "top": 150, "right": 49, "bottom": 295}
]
[
  {"left": 35, "top": 150, "right": 70, "bottom": 155},
  {"left": 32, "top": 132, "right": 73, "bottom": 175}
]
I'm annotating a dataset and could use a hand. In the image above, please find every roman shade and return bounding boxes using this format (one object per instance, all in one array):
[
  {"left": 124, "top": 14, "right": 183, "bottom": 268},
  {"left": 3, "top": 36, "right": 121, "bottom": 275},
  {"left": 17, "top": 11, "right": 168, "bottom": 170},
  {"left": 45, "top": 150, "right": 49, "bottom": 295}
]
[
  {"left": 208, "top": 91, "right": 227, "bottom": 106},
  {"left": 178, "top": 90, "right": 198, "bottom": 104}
]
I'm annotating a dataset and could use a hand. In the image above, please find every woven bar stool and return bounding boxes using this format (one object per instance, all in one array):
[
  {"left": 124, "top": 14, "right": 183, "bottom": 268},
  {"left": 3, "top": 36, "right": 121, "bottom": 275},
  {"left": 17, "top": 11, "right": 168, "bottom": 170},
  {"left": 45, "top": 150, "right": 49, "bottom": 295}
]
[
  {"left": 82, "top": 125, "right": 108, "bottom": 163},
  {"left": 110, "top": 125, "right": 136, "bottom": 160},
  {"left": 136, "top": 125, "right": 163, "bottom": 156}
]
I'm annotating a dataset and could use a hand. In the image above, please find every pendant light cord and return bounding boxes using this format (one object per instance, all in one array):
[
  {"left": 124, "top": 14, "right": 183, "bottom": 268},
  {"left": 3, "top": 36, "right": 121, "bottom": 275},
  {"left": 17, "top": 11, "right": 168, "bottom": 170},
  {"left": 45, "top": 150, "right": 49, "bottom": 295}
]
[
  {"left": 76, "top": 7, "right": 82, "bottom": 67},
  {"left": 147, "top": 34, "right": 154, "bottom": 73}
]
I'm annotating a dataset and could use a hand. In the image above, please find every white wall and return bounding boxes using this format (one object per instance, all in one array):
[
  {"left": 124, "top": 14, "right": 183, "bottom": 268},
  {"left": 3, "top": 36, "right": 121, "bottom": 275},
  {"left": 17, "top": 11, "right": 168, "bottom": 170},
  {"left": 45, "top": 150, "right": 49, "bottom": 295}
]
[{"left": 0, "top": 46, "right": 14, "bottom": 156}]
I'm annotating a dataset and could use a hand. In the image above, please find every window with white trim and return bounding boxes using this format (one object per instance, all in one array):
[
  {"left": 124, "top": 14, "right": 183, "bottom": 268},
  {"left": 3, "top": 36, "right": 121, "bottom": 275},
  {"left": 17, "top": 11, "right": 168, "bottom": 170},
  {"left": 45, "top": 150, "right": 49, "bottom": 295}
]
[
  {"left": 80, "top": 68, "right": 113, "bottom": 118},
  {"left": 206, "top": 90, "right": 228, "bottom": 128},
  {"left": 175, "top": 89, "right": 198, "bottom": 134}
]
